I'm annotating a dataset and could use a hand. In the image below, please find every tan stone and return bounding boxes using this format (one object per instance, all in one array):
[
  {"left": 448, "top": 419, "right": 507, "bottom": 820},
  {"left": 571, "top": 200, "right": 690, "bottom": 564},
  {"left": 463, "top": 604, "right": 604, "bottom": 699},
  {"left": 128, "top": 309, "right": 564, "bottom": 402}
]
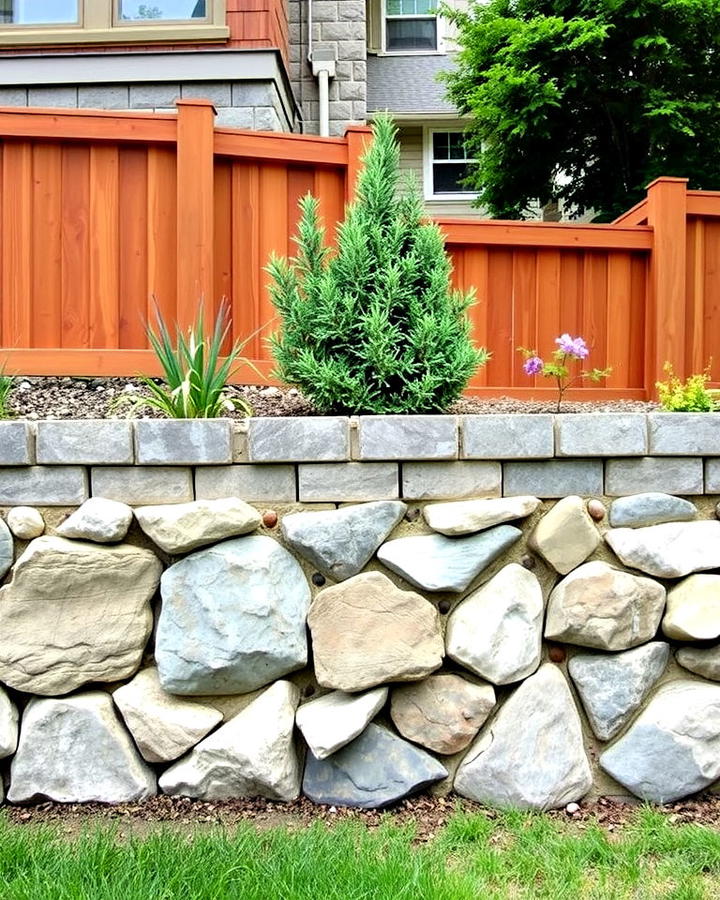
[
  {"left": 663, "top": 575, "right": 720, "bottom": 641},
  {"left": 134, "top": 498, "right": 261, "bottom": 554},
  {"left": 390, "top": 674, "right": 495, "bottom": 755},
  {"left": 529, "top": 495, "right": 600, "bottom": 574},
  {"left": 0, "top": 536, "right": 161, "bottom": 695},
  {"left": 423, "top": 496, "right": 540, "bottom": 536},
  {"left": 307, "top": 571, "right": 444, "bottom": 692}
]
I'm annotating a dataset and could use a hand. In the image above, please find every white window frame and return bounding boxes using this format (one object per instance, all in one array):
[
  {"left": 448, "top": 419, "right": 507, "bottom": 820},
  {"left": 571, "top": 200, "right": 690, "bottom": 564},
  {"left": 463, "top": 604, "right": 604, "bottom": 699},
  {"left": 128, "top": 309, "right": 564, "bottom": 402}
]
[
  {"left": 381, "top": 0, "right": 444, "bottom": 56},
  {"left": 423, "top": 126, "right": 479, "bottom": 201},
  {"left": 0, "top": 0, "right": 228, "bottom": 45}
]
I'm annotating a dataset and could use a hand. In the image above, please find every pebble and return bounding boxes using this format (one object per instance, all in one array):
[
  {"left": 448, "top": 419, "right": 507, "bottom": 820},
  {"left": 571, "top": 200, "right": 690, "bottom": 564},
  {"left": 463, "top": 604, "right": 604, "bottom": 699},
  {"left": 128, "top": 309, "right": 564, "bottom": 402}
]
[
  {"left": 566, "top": 802, "right": 580, "bottom": 814},
  {"left": 586, "top": 499, "right": 606, "bottom": 521},
  {"left": 262, "top": 510, "right": 278, "bottom": 528},
  {"left": 18, "top": 381, "right": 31, "bottom": 392}
]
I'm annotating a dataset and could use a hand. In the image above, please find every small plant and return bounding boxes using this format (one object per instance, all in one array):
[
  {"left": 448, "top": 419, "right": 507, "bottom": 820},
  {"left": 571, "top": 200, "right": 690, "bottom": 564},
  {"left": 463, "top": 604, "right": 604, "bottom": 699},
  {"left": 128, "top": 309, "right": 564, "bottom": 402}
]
[
  {"left": 656, "top": 362, "right": 720, "bottom": 411},
  {"left": 0, "top": 364, "right": 13, "bottom": 419},
  {"left": 123, "top": 301, "right": 257, "bottom": 419},
  {"left": 518, "top": 334, "right": 611, "bottom": 412},
  {"left": 266, "top": 114, "right": 488, "bottom": 415}
]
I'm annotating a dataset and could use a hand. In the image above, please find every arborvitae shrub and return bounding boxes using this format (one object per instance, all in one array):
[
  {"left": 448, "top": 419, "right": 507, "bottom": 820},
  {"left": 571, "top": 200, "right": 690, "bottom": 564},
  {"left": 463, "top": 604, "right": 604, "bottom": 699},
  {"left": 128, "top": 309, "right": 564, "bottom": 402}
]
[{"left": 266, "top": 115, "right": 488, "bottom": 414}]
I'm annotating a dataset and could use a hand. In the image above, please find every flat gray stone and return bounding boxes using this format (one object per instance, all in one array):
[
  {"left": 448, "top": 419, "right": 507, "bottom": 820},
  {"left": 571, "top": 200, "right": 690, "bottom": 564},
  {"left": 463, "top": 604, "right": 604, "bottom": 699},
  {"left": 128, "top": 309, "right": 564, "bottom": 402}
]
[
  {"left": 298, "top": 463, "right": 398, "bottom": 502},
  {"left": 676, "top": 646, "right": 720, "bottom": 681},
  {"left": 446, "top": 563, "right": 543, "bottom": 685},
  {"left": 401, "top": 461, "right": 501, "bottom": 501},
  {"left": 0, "top": 422, "right": 32, "bottom": 465},
  {"left": 195, "top": 465, "right": 296, "bottom": 503},
  {"left": 296, "top": 687, "right": 388, "bottom": 760},
  {"left": 600, "top": 680, "right": 720, "bottom": 803},
  {"left": 0, "top": 517, "right": 12, "bottom": 580},
  {"left": 377, "top": 525, "right": 522, "bottom": 593},
  {"left": 281, "top": 501, "right": 406, "bottom": 581},
  {"left": 0, "top": 466, "right": 88, "bottom": 506},
  {"left": 135, "top": 419, "right": 233, "bottom": 465},
  {"left": 156, "top": 536, "right": 311, "bottom": 695},
  {"left": 0, "top": 685, "right": 18, "bottom": 760},
  {"left": 609, "top": 493, "right": 697, "bottom": 529},
  {"left": 568, "top": 643, "right": 670, "bottom": 741},
  {"left": 8, "top": 692, "right": 156, "bottom": 804},
  {"left": 503, "top": 460, "right": 604, "bottom": 498},
  {"left": 302, "top": 722, "right": 447, "bottom": 809},
  {"left": 36, "top": 420, "right": 133, "bottom": 465},
  {"left": 357, "top": 416, "right": 458, "bottom": 460},
  {"left": 649, "top": 413, "right": 720, "bottom": 455},
  {"left": 462, "top": 415, "right": 554, "bottom": 459},
  {"left": 555, "top": 414, "right": 647, "bottom": 457},
  {"left": 57, "top": 497, "right": 133, "bottom": 543},
  {"left": 663, "top": 575, "right": 720, "bottom": 640},
  {"left": 248, "top": 417, "right": 349, "bottom": 462},
  {"left": 91, "top": 466, "right": 193, "bottom": 506},
  {"left": 135, "top": 498, "right": 261, "bottom": 555},
  {"left": 606, "top": 521, "right": 720, "bottom": 578},
  {"left": 6, "top": 507, "right": 44, "bottom": 540},
  {"left": 605, "top": 458, "right": 703, "bottom": 496},
  {"left": 159, "top": 681, "right": 301, "bottom": 801},
  {"left": 423, "top": 496, "right": 540, "bottom": 536},
  {"left": 454, "top": 665, "right": 591, "bottom": 810}
]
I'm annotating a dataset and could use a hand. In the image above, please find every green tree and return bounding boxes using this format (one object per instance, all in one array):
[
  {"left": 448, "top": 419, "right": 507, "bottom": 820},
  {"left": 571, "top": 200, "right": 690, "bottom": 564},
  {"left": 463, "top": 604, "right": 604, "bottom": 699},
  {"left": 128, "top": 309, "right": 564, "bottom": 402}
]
[
  {"left": 443, "top": 0, "right": 720, "bottom": 220},
  {"left": 266, "top": 115, "right": 487, "bottom": 414}
]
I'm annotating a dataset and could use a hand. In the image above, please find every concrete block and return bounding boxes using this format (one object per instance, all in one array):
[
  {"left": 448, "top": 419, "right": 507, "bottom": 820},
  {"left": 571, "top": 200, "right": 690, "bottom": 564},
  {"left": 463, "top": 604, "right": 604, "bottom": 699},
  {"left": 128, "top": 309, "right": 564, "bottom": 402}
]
[
  {"left": 353, "top": 61, "right": 367, "bottom": 80},
  {"left": 0, "top": 87, "right": 27, "bottom": 105},
  {"left": 78, "top": 86, "right": 129, "bottom": 109},
  {"left": 0, "top": 467, "right": 87, "bottom": 506},
  {"left": 91, "top": 467, "right": 193, "bottom": 506},
  {"left": 311, "top": 1, "right": 339, "bottom": 21},
  {"left": 649, "top": 413, "right": 720, "bottom": 455},
  {"left": 180, "top": 82, "right": 232, "bottom": 106},
  {"left": 339, "top": 0, "right": 366, "bottom": 21},
  {"left": 299, "top": 463, "right": 398, "bottom": 501},
  {"left": 0, "top": 422, "right": 33, "bottom": 465},
  {"left": 351, "top": 100, "right": 367, "bottom": 119},
  {"left": 341, "top": 41, "right": 366, "bottom": 60},
  {"left": 129, "top": 84, "right": 180, "bottom": 108},
  {"left": 36, "top": 420, "right": 133, "bottom": 465},
  {"left": 28, "top": 87, "right": 77, "bottom": 107},
  {"left": 402, "top": 461, "right": 502, "bottom": 501},
  {"left": 605, "top": 457, "right": 703, "bottom": 496},
  {"left": 503, "top": 460, "right": 603, "bottom": 498},
  {"left": 135, "top": 420, "right": 232, "bottom": 465},
  {"left": 248, "top": 417, "right": 349, "bottom": 462},
  {"left": 321, "top": 21, "right": 364, "bottom": 41},
  {"left": 231, "top": 82, "right": 274, "bottom": 106},
  {"left": 555, "top": 414, "right": 647, "bottom": 457},
  {"left": 195, "top": 465, "right": 296, "bottom": 503},
  {"left": 358, "top": 416, "right": 458, "bottom": 461},
  {"left": 462, "top": 415, "right": 554, "bottom": 459},
  {"left": 704, "top": 459, "right": 720, "bottom": 493},
  {"left": 253, "top": 106, "right": 282, "bottom": 132},
  {"left": 215, "top": 107, "right": 254, "bottom": 129},
  {"left": 339, "top": 81, "right": 365, "bottom": 101}
]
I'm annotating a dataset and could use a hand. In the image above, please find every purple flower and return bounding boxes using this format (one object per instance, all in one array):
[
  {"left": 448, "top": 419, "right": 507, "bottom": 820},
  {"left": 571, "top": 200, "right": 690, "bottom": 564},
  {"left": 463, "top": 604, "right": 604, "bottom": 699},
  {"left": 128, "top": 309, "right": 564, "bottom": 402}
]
[
  {"left": 523, "top": 356, "right": 544, "bottom": 375},
  {"left": 555, "top": 333, "right": 589, "bottom": 359}
]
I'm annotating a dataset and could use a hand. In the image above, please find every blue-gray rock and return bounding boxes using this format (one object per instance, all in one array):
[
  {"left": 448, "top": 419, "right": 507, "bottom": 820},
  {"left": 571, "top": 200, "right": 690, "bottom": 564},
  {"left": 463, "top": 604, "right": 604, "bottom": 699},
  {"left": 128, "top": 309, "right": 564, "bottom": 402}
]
[
  {"left": 609, "top": 493, "right": 697, "bottom": 529},
  {"left": 606, "top": 521, "right": 720, "bottom": 579},
  {"left": 0, "top": 517, "right": 12, "bottom": 580},
  {"left": 302, "top": 722, "right": 447, "bottom": 809},
  {"left": 281, "top": 501, "right": 406, "bottom": 582},
  {"left": 376, "top": 525, "right": 522, "bottom": 593},
  {"left": 600, "top": 680, "right": 720, "bottom": 803},
  {"left": 568, "top": 642, "right": 670, "bottom": 741},
  {"left": 454, "top": 665, "right": 592, "bottom": 810},
  {"left": 156, "top": 536, "right": 311, "bottom": 695},
  {"left": 676, "top": 645, "right": 720, "bottom": 681}
]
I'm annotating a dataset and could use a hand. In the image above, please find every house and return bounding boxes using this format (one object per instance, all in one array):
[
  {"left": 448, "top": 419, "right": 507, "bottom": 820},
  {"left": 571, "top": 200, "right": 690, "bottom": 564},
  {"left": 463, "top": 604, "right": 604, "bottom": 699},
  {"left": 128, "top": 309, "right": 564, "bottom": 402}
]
[{"left": 0, "top": 0, "right": 476, "bottom": 212}]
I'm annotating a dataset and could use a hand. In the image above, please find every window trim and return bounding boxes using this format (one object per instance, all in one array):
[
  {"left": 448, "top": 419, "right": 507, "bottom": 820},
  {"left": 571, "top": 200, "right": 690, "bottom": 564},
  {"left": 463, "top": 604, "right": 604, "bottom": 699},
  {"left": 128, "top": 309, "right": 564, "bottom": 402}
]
[
  {"left": 422, "top": 126, "right": 479, "bottom": 201},
  {"left": 0, "top": 0, "right": 228, "bottom": 45},
  {"left": 380, "top": 0, "right": 444, "bottom": 56}
]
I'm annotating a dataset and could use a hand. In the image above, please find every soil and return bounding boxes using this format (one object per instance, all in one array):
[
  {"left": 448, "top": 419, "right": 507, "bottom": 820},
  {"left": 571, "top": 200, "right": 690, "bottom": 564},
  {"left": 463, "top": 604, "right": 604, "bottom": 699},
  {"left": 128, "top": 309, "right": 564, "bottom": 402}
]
[{"left": 5, "top": 377, "right": 659, "bottom": 420}]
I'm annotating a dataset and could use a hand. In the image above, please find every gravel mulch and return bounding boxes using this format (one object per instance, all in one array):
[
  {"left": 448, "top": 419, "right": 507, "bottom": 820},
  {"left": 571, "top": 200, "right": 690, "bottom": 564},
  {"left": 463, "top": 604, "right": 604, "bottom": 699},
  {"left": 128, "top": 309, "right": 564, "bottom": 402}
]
[{"left": 5, "top": 377, "right": 659, "bottom": 420}]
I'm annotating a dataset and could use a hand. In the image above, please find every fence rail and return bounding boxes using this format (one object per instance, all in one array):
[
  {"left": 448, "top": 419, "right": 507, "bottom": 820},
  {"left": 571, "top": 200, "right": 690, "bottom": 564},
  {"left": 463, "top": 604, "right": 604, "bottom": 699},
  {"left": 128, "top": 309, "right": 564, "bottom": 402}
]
[{"left": 0, "top": 100, "right": 716, "bottom": 400}]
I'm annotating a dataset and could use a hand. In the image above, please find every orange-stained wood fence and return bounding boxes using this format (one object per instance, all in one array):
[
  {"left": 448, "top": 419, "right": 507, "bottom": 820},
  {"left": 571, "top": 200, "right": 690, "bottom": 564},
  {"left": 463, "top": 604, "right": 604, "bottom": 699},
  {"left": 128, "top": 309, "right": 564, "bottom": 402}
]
[{"left": 0, "top": 100, "right": 717, "bottom": 400}]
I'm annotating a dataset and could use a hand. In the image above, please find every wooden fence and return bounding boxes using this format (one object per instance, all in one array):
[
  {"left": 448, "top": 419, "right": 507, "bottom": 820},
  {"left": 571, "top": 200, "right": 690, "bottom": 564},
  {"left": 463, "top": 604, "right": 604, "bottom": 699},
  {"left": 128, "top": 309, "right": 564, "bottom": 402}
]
[{"left": 0, "top": 99, "right": 717, "bottom": 400}]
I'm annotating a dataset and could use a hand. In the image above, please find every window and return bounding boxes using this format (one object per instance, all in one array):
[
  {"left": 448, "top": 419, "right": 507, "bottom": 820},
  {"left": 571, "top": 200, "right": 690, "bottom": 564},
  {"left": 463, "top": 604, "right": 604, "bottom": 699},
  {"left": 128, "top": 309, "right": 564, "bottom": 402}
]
[
  {"left": 385, "top": 0, "right": 438, "bottom": 53},
  {"left": 425, "top": 129, "right": 477, "bottom": 198},
  {"left": 0, "top": 0, "right": 79, "bottom": 25},
  {"left": 118, "top": 1, "right": 207, "bottom": 22}
]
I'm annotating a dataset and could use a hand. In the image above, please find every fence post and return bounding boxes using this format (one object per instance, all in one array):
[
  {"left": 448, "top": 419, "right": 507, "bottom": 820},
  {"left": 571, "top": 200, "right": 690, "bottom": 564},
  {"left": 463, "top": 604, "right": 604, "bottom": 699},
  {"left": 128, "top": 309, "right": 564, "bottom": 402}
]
[
  {"left": 645, "top": 177, "right": 688, "bottom": 394},
  {"left": 344, "top": 125, "right": 372, "bottom": 203},
  {"left": 175, "top": 98, "right": 216, "bottom": 330}
]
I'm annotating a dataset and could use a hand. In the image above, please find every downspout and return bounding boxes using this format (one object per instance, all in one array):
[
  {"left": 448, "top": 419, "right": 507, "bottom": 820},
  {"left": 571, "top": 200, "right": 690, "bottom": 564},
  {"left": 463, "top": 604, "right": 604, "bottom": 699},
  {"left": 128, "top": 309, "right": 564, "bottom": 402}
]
[{"left": 307, "top": 0, "right": 336, "bottom": 137}]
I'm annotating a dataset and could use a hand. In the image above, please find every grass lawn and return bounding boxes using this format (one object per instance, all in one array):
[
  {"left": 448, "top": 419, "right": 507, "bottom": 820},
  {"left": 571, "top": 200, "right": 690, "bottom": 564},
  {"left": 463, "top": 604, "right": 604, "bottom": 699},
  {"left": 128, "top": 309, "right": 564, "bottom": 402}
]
[{"left": 1, "top": 806, "right": 719, "bottom": 900}]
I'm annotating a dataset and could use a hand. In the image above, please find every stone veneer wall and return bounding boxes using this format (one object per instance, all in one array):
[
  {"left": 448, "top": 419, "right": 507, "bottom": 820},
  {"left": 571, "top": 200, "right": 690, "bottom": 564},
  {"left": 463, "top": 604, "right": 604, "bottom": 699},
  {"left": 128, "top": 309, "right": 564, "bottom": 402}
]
[{"left": 2, "top": 413, "right": 720, "bottom": 809}]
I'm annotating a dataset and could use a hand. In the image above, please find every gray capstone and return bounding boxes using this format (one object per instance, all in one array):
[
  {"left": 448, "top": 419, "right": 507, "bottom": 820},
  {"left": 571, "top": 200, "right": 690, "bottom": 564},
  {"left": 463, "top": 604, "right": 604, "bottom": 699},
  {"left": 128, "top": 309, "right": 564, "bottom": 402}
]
[
  {"left": 0, "top": 517, "right": 12, "bottom": 580},
  {"left": 281, "top": 501, "right": 406, "bottom": 581},
  {"left": 156, "top": 536, "right": 311, "bottom": 695},
  {"left": 377, "top": 525, "right": 522, "bottom": 593},
  {"left": 568, "top": 642, "right": 670, "bottom": 741},
  {"left": 608, "top": 493, "right": 697, "bottom": 529},
  {"left": 302, "top": 722, "right": 447, "bottom": 809},
  {"left": 676, "top": 645, "right": 720, "bottom": 681},
  {"left": 454, "top": 664, "right": 592, "bottom": 811},
  {"left": 605, "top": 521, "right": 720, "bottom": 579},
  {"left": 600, "top": 679, "right": 720, "bottom": 803}
]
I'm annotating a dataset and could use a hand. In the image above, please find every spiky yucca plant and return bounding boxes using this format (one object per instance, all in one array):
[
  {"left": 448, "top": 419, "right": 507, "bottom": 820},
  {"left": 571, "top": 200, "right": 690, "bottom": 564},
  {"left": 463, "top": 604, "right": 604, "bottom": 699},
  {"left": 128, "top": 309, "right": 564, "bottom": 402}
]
[{"left": 266, "top": 115, "right": 488, "bottom": 414}]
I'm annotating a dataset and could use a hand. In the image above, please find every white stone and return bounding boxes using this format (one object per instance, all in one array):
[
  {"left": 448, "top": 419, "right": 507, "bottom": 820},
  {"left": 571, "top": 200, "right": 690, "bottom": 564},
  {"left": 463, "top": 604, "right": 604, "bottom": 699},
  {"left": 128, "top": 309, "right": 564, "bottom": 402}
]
[
  {"left": 606, "top": 520, "right": 720, "bottom": 579},
  {"left": 446, "top": 563, "right": 544, "bottom": 685},
  {"left": 159, "top": 681, "right": 301, "bottom": 801},
  {"left": 6, "top": 507, "right": 44, "bottom": 540},
  {"left": 0, "top": 685, "right": 18, "bottom": 759},
  {"left": 57, "top": 497, "right": 133, "bottom": 543},
  {"left": 296, "top": 687, "right": 388, "bottom": 760},
  {"left": 528, "top": 495, "right": 600, "bottom": 574},
  {"left": 423, "top": 496, "right": 540, "bottom": 536},
  {"left": 663, "top": 575, "right": 720, "bottom": 641},
  {"left": 0, "top": 517, "right": 11, "bottom": 580},
  {"left": 135, "top": 498, "right": 262, "bottom": 554}
]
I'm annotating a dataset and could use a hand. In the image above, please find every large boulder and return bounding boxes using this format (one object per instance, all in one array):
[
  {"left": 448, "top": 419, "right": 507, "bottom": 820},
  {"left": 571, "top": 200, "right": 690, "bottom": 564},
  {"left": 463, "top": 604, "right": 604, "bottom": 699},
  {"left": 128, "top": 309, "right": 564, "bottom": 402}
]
[
  {"left": 544, "top": 560, "right": 666, "bottom": 651},
  {"left": 528, "top": 496, "right": 600, "bottom": 574},
  {"left": 156, "top": 536, "right": 311, "bottom": 695},
  {"left": 281, "top": 501, "right": 406, "bottom": 582},
  {"left": 600, "top": 680, "right": 720, "bottom": 803},
  {"left": 568, "top": 642, "right": 669, "bottom": 741},
  {"left": 676, "top": 645, "right": 720, "bottom": 681},
  {"left": 377, "top": 525, "right": 522, "bottom": 593},
  {"left": 662, "top": 575, "right": 720, "bottom": 641},
  {"left": 8, "top": 692, "right": 156, "bottom": 804},
  {"left": 307, "top": 571, "right": 443, "bottom": 692},
  {"left": 159, "top": 681, "right": 301, "bottom": 802},
  {"left": 454, "top": 664, "right": 592, "bottom": 810},
  {"left": 296, "top": 687, "right": 388, "bottom": 760},
  {"left": 390, "top": 674, "right": 496, "bottom": 755},
  {"left": 302, "top": 722, "right": 447, "bottom": 809},
  {"left": 0, "top": 536, "right": 161, "bottom": 695},
  {"left": 113, "top": 667, "right": 223, "bottom": 763},
  {"left": 445, "top": 563, "right": 543, "bottom": 685},
  {"left": 0, "top": 685, "right": 18, "bottom": 759},
  {"left": 423, "top": 496, "right": 540, "bottom": 536},
  {"left": 135, "top": 498, "right": 261, "bottom": 555},
  {"left": 57, "top": 497, "right": 133, "bottom": 543},
  {"left": 0, "top": 516, "right": 12, "bottom": 579},
  {"left": 609, "top": 493, "right": 696, "bottom": 529},
  {"left": 605, "top": 520, "right": 720, "bottom": 579}
]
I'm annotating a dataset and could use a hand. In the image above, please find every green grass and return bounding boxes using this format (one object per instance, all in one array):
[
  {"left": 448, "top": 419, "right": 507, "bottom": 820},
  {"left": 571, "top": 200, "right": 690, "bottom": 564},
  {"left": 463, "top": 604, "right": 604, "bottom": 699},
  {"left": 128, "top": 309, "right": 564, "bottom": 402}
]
[{"left": 1, "top": 807, "right": 720, "bottom": 900}]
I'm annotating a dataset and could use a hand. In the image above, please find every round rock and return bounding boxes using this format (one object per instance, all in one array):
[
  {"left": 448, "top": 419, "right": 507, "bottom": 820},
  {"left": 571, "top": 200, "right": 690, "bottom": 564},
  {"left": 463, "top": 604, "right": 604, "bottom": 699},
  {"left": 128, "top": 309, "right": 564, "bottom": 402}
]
[
  {"left": 135, "top": 498, "right": 261, "bottom": 555},
  {"left": 6, "top": 507, "right": 44, "bottom": 540},
  {"left": 57, "top": 497, "right": 133, "bottom": 543},
  {"left": 662, "top": 574, "right": 720, "bottom": 641},
  {"left": 676, "top": 645, "right": 720, "bottom": 681}
]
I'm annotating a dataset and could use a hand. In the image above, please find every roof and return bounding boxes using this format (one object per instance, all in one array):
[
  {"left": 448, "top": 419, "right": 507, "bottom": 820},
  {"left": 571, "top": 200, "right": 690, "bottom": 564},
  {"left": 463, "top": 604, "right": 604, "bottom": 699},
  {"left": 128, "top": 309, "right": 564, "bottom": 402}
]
[{"left": 366, "top": 54, "right": 458, "bottom": 116}]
